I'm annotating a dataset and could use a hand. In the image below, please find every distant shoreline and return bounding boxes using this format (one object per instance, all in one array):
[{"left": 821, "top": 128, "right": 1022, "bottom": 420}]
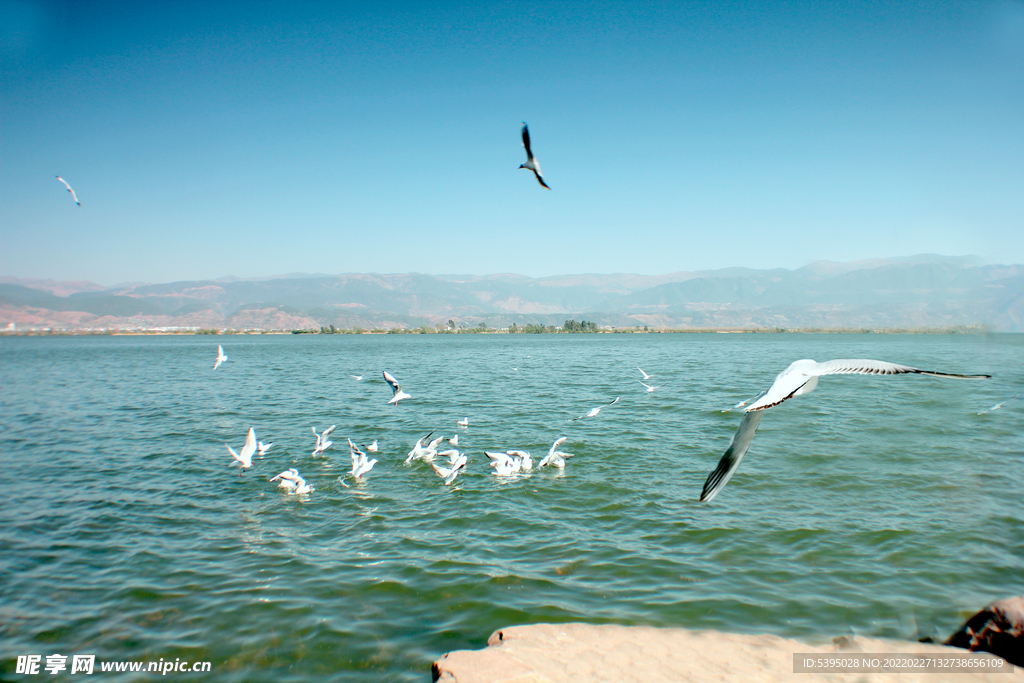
[{"left": 0, "top": 325, "right": 996, "bottom": 337}]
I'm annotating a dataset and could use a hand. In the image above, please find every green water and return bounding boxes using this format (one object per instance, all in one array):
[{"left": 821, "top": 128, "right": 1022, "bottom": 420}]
[{"left": 0, "top": 333, "right": 1021, "bottom": 681}]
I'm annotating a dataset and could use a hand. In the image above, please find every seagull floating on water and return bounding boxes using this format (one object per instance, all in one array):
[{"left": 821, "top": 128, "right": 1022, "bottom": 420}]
[
  {"left": 507, "top": 449, "right": 533, "bottom": 471},
  {"left": 226, "top": 427, "right": 257, "bottom": 475},
  {"left": 519, "top": 123, "right": 550, "bottom": 190},
  {"left": 486, "top": 451, "right": 522, "bottom": 476},
  {"left": 700, "top": 358, "right": 991, "bottom": 503},
  {"left": 538, "top": 437, "right": 573, "bottom": 468},
  {"left": 213, "top": 345, "right": 228, "bottom": 370},
  {"left": 257, "top": 441, "right": 273, "bottom": 455},
  {"left": 365, "top": 439, "right": 379, "bottom": 452},
  {"left": 448, "top": 434, "right": 459, "bottom": 447},
  {"left": 311, "top": 425, "right": 336, "bottom": 457},
  {"left": 383, "top": 371, "right": 411, "bottom": 405},
  {"left": 55, "top": 176, "right": 80, "bottom": 206},
  {"left": 457, "top": 418, "right": 469, "bottom": 427},
  {"left": 270, "top": 468, "right": 313, "bottom": 494},
  {"left": 431, "top": 455, "right": 467, "bottom": 485},
  {"left": 570, "top": 397, "right": 620, "bottom": 421}
]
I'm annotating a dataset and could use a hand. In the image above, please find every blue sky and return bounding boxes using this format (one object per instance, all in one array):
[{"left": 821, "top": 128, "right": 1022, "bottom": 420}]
[{"left": 2, "top": 0, "right": 1022, "bottom": 286}]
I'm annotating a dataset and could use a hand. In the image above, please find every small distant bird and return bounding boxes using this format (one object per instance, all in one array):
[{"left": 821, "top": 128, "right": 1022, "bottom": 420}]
[
  {"left": 457, "top": 418, "right": 469, "bottom": 427},
  {"left": 448, "top": 434, "right": 459, "bottom": 447},
  {"left": 978, "top": 394, "right": 1019, "bottom": 414},
  {"left": 700, "top": 358, "right": 991, "bottom": 503},
  {"left": 570, "top": 397, "right": 620, "bottom": 421},
  {"left": 538, "top": 437, "right": 573, "bottom": 469},
  {"left": 226, "top": 427, "right": 257, "bottom": 475},
  {"left": 257, "top": 441, "right": 273, "bottom": 455},
  {"left": 383, "top": 370, "right": 411, "bottom": 405},
  {"left": 638, "top": 367, "right": 652, "bottom": 380},
  {"left": 213, "top": 345, "right": 228, "bottom": 370},
  {"left": 349, "top": 374, "right": 364, "bottom": 381},
  {"left": 311, "top": 425, "right": 336, "bottom": 456},
  {"left": 365, "top": 440, "right": 379, "bottom": 452},
  {"left": 519, "top": 123, "right": 550, "bottom": 190},
  {"left": 270, "top": 468, "right": 313, "bottom": 494},
  {"left": 639, "top": 381, "right": 658, "bottom": 393},
  {"left": 347, "top": 439, "right": 378, "bottom": 481},
  {"left": 55, "top": 176, "right": 80, "bottom": 206}
]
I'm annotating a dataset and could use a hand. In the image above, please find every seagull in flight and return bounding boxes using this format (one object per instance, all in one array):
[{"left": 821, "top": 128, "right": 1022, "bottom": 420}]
[
  {"left": 638, "top": 367, "right": 652, "bottom": 380},
  {"left": 226, "top": 426, "right": 257, "bottom": 475},
  {"left": 978, "top": 394, "right": 1019, "bottom": 414},
  {"left": 55, "top": 176, "right": 80, "bottom": 206},
  {"left": 311, "top": 425, "right": 336, "bottom": 457},
  {"left": 519, "top": 123, "right": 550, "bottom": 190},
  {"left": 639, "top": 381, "right": 659, "bottom": 393},
  {"left": 349, "top": 374, "right": 364, "bottom": 381},
  {"left": 405, "top": 432, "right": 437, "bottom": 464},
  {"left": 383, "top": 370, "right": 411, "bottom": 405},
  {"left": 538, "top": 437, "right": 573, "bottom": 468},
  {"left": 257, "top": 441, "right": 273, "bottom": 455},
  {"left": 700, "top": 358, "right": 991, "bottom": 503},
  {"left": 213, "top": 344, "right": 228, "bottom": 370},
  {"left": 570, "top": 397, "right": 620, "bottom": 421},
  {"left": 347, "top": 439, "right": 378, "bottom": 481}
]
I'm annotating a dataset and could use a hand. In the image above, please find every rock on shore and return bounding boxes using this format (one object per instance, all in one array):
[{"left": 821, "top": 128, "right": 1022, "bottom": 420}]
[
  {"left": 433, "top": 622, "right": 1020, "bottom": 683},
  {"left": 946, "top": 596, "right": 1024, "bottom": 666}
]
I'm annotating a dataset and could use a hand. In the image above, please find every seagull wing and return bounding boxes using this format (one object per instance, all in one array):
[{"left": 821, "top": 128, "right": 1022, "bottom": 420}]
[
  {"left": 240, "top": 427, "right": 257, "bottom": 460},
  {"left": 486, "top": 451, "right": 513, "bottom": 467},
  {"left": 700, "top": 411, "right": 763, "bottom": 502},
  {"left": 549, "top": 437, "right": 567, "bottom": 456},
  {"left": 532, "top": 168, "right": 551, "bottom": 190},
  {"left": 638, "top": 367, "right": 650, "bottom": 380},
  {"left": 521, "top": 123, "right": 534, "bottom": 160},
  {"left": 810, "top": 358, "right": 991, "bottom": 380},
  {"left": 56, "top": 176, "right": 80, "bottom": 205},
  {"left": 382, "top": 370, "right": 401, "bottom": 395},
  {"left": 746, "top": 358, "right": 990, "bottom": 412},
  {"left": 323, "top": 425, "right": 337, "bottom": 438}
]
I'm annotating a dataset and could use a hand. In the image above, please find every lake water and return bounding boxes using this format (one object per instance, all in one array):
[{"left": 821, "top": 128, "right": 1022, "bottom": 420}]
[{"left": 1, "top": 332, "right": 1021, "bottom": 681}]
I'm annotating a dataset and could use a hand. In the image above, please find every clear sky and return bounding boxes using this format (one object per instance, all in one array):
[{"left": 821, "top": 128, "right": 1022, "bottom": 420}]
[{"left": 2, "top": 0, "right": 1022, "bottom": 286}]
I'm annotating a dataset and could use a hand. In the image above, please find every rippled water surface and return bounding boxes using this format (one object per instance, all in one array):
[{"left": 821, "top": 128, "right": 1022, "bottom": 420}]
[{"left": 1, "top": 333, "right": 1022, "bottom": 680}]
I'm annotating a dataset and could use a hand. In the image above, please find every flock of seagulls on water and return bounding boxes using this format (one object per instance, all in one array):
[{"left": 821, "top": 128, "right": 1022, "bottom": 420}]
[{"left": 212, "top": 345, "right": 1007, "bottom": 502}]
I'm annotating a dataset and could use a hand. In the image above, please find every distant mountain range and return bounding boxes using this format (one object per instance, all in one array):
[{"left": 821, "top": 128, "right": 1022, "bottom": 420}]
[{"left": 2, "top": 255, "right": 1022, "bottom": 332}]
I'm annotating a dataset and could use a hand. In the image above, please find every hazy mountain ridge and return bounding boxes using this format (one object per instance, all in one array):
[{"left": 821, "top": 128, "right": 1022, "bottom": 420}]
[{"left": 2, "top": 256, "right": 1022, "bottom": 332}]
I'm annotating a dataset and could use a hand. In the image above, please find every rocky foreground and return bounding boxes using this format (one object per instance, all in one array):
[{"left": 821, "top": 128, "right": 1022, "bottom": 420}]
[{"left": 433, "top": 602, "right": 1023, "bottom": 683}]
